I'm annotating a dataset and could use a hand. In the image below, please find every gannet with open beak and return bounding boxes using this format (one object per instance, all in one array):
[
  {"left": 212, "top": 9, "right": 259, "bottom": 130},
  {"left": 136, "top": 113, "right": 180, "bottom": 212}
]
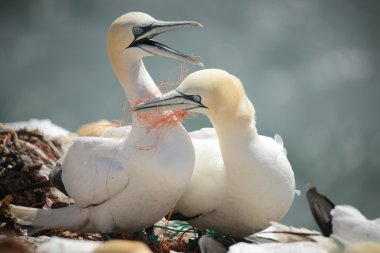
[
  {"left": 10, "top": 12, "right": 202, "bottom": 233},
  {"left": 134, "top": 69, "right": 296, "bottom": 237}
]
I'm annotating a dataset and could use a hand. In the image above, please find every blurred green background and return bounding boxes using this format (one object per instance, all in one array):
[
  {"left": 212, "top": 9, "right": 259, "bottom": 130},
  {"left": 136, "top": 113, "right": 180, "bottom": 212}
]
[{"left": 1, "top": 0, "right": 379, "bottom": 229}]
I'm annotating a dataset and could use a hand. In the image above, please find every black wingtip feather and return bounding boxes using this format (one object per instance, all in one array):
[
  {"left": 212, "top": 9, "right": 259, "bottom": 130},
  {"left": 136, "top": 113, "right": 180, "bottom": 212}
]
[{"left": 306, "top": 185, "right": 335, "bottom": 236}]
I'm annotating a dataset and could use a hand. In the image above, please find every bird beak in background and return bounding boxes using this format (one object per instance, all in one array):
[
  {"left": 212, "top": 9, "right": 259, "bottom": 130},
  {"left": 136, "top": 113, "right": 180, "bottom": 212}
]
[
  {"left": 134, "top": 89, "right": 207, "bottom": 112},
  {"left": 129, "top": 20, "right": 204, "bottom": 67}
]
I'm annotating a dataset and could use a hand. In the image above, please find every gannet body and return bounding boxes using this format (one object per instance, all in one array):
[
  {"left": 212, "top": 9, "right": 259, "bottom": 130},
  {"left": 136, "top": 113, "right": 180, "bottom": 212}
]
[
  {"left": 134, "top": 69, "right": 296, "bottom": 237},
  {"left": 11, "top": 12, "right": 203, "bottom": 233}
]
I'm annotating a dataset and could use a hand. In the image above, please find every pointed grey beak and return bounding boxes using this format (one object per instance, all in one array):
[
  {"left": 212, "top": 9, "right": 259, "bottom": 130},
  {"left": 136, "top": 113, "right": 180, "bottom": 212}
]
[
  {"left": 134, "top": 90, "right": 207, "bottom": 112},
  {"left": 129, "top": 20, "right": 204, "bottom": 67},
  {"left": 135, "top": 20, "right": 203, "bottom": 41}
]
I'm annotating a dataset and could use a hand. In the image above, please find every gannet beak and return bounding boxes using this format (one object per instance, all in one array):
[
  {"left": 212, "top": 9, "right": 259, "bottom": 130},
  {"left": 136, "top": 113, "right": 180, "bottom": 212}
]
[
  {"left": 134, "top": 89, "right": 207, "bottom": 112},
  {"left": 129, "top": 20, "right": 204, "bottom": 67}
]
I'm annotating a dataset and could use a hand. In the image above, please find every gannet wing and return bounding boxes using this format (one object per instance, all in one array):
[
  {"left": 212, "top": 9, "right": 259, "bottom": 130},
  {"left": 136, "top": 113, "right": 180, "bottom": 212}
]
[
  {"left": 189, "top": 128, "right": 218, "bottom": 139},
  {"left": 62, "top": 137, "right": 129, "bottom": 207},
  {"left": 247, "top": 222, "right": 321, "bottom": 243}
]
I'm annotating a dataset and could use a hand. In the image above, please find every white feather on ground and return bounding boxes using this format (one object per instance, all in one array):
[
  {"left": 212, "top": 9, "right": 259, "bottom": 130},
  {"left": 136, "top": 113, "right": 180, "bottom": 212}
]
[{"left": 37, "top": 237, "right": 100, "bottom": 253}]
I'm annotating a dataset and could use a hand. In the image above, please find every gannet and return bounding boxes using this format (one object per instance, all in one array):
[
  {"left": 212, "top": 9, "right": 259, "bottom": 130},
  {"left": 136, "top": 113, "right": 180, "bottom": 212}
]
[
  {"left": 10, "top": 12, "right": 203, "bottom": 233},
  {"left": 235, "top": 186, "right": 380, "bottom": 252},
  {"left": 134, "top": 69, "right": 296, "bottom": 237},
  {"left": 306, "top": 186, "right": 380, "bottom": 244}
]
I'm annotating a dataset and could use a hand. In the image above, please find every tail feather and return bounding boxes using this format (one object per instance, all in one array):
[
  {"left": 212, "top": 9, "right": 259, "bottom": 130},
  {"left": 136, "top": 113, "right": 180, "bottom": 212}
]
[{"left": 10, "top": 204, "right": 89, "bottom": 232}]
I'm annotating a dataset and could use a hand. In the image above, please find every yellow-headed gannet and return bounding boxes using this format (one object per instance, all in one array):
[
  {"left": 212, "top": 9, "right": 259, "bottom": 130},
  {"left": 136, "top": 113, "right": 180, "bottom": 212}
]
[
  {"left": 10, "top": 12, "right": 203, "bottom": 233},
  {"left": 134, "top": 69, "right": 296, "bottom": 237}
]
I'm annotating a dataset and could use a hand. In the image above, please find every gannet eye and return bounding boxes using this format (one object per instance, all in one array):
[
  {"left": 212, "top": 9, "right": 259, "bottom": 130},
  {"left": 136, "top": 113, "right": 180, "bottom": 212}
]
[
  {"left": 192, "top": 95, "right": 202, "bottom": 103},
  {"left": 132, "top": 27, "right": 144, "bottom": 35}
]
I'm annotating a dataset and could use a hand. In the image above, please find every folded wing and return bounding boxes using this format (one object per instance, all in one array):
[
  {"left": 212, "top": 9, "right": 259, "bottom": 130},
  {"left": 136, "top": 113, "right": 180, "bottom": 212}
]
[{"left": 61, "top": 137, "right": 129, "bottom": 207}]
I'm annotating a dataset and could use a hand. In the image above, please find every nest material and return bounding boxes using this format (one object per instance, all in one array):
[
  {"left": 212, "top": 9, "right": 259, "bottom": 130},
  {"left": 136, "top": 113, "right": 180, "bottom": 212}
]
[{"left": 0, "top": 125, "right": 73, "bottom": 235}]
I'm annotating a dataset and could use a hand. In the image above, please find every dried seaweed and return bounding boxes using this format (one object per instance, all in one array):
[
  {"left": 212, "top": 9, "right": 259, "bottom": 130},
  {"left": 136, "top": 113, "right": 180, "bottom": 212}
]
[{"left": 0, "top": 125, "right": 72, "bottom": 235}]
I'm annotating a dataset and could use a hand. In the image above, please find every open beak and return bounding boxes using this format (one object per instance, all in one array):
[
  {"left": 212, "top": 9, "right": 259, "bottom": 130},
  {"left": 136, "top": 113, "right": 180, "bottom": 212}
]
[
  {"left": 129, "top": 20, "right": 204, "bottom": 67},
  {"left": 134, "top": 89, "right": 207, "bottom": 112}
]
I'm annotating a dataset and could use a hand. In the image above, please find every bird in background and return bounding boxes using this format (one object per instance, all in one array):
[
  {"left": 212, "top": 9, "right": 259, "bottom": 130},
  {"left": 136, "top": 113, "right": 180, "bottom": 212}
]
[
  {"left": 221, "top": 186, "right": 380, "bottom": 252},
  {"left": 10, "top": 12, "right": 203, "bottom": 234},
  {"left": 230, "top": 186, "right": 380, "bottom": 252},
  {"left": 134, "top": 68, "right": 296, "bottom": 237},
  {"left": 306, "top": 186, "right": 380, "bottom": 244}
]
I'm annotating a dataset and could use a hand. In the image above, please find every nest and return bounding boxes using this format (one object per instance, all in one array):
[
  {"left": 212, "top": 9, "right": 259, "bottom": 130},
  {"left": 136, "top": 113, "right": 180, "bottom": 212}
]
[{"left": 0, "top": 125, "right": 74, "bottom": 235}]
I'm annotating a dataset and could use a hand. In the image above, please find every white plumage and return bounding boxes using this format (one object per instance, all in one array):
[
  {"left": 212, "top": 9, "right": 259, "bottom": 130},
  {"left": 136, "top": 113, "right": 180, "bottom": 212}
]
[
  {"left": 37, "top": 237, "right": 100, "bottom": 253},
  {"left": 11, "top": 12, "right": 203, "bottom": 233},
  {"left": 134, "top": 69, "right": 296, "bottom": 237},
  {"left": 331, "top": 205, "right": 380, "bottom": 244}
]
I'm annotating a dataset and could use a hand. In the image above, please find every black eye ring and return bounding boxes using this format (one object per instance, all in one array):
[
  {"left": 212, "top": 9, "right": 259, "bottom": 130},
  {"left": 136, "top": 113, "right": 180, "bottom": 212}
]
[
  {"left": 192, "top": 95, "right": 202, "bottom": 103},
  {"left": 132, "top": 27, "right": 144, "bottom": 35}
]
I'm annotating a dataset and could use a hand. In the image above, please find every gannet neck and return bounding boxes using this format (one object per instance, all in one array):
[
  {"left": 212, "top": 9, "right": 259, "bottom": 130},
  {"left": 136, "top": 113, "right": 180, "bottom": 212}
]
[
  {"left": 109, "top": 51, "right": 161, "bottom": 105},
  {"left": 209, "top": 99, "right": 257, "bottom": 148},
  {"left": 186, "top": 69, "right": 258, "bottom": 144}
]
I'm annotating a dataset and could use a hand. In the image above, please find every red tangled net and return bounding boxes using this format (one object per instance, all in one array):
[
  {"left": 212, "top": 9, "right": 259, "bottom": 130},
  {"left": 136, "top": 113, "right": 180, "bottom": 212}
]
[
  {"left": 134, "top": 95, "right": 189, "bottom": 130},
  {"left": 133, "top": 61, "right": 198, "bottom": 130}
]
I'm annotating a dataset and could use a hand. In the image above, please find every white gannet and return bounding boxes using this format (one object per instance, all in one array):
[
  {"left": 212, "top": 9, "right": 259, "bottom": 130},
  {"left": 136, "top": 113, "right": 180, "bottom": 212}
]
[
  {"left": 231, "top": 186, "right": 380, "bottom": 253},
  {"left": 306, "top": 186, "right": 380, "bottom": 244},
  {"left": 10, "top": 12, "right": 203, "bottom": 233},
  {"left": 134, "top": 69, "right": 296, "bottom": 237}
]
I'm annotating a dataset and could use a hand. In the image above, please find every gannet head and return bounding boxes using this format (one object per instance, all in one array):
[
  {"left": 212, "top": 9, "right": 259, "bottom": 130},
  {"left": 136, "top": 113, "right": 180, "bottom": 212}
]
[
  {"left": 134, "top": 69, "right": 255, "bottom": 121},
  {"left": 108, "top": 12, "right": 203, "bottom": 66}
]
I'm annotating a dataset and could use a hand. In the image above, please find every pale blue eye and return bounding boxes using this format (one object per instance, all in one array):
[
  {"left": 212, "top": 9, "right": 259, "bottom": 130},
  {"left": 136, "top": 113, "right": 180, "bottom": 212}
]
[
  {"left": 132, "top": 27, "right": 144, "bottom": 35},
  {"left": 193, "top": 95, "right": 201, "bottom": 103}
]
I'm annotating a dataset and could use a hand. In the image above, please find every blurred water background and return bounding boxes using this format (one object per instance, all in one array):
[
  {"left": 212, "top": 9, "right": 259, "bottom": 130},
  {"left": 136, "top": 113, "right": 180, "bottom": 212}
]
[{"left": 1, "top": 0, "right": 379, "bottom": 229}]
